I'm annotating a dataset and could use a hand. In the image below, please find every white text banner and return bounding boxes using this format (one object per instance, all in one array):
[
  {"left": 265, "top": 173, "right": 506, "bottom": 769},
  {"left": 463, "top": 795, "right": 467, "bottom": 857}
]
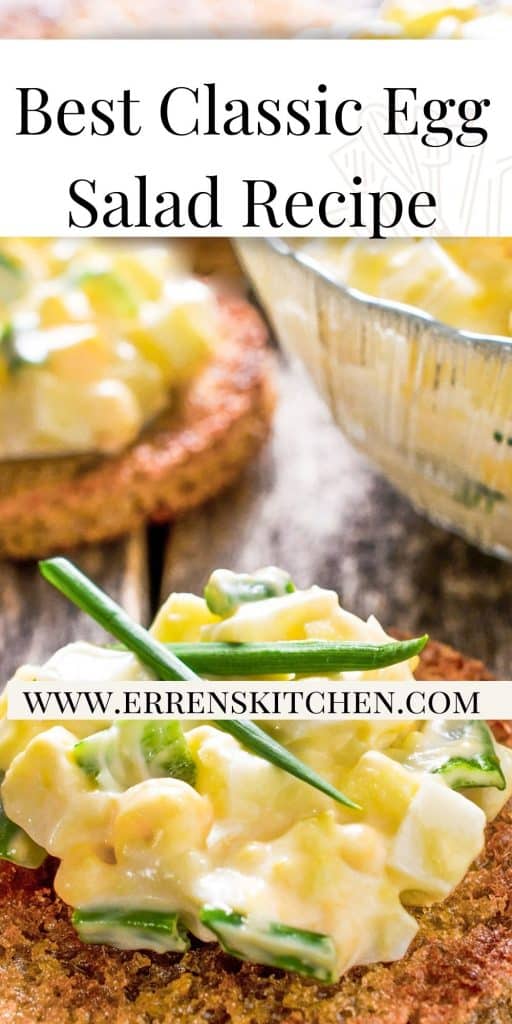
[{"left": 0, "top": 39, "right": 510, "bottom": 236}]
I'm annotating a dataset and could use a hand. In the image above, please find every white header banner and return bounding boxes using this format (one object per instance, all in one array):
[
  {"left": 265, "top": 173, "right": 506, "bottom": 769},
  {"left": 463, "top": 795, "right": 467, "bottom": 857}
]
[{"left": 0, "top": 39, "right": 510, "bottom": 237}]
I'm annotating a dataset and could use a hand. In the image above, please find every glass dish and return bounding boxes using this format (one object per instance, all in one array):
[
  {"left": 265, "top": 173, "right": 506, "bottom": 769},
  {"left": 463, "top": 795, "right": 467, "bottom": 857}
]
[{"left": 236, "top": 238, "right": 512, "bottom": 559}]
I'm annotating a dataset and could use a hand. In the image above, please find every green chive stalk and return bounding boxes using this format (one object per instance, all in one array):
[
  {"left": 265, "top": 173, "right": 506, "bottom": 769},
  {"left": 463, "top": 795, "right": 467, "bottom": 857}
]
[
  {"left": 158, "top": 637, "right": 427, "bottom": 676},
  {"left": 39, "top": 558, "right": 360, "bottom": 810}
]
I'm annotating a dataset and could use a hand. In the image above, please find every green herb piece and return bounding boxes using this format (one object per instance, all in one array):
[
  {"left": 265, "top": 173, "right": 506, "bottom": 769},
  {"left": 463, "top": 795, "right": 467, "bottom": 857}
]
[
  {"left": 0, "top": 252, "right": 26, "bottom": 303},
  {"left": 74, "top": 720, "right": 196, "bottom": 791},
  {"left": 155, "top": 637, "right": 427, "bottom": 675},
  {"left": 72, "top": 907, "right": 189, "bottom": 953},
  {"left": 204, "top": 568, "right": 295, "bottom": 617},
  {"left": 455, "top": 479, "right": 505, "bottom": 513},
  {"left": 77, "top": 270, "right": 139, "bottom": 318},
  {"left": 407, "top": 720, "right": 506, "bottom": 791},
  {"left": 0, "top": 322, "right": 49, "bottom": 372},
  {"left": 39, "top": 558, "right": 360, "bottom": 811},
  {"left": 200, "top": 907, "right": 337, "bottom": 983},
  {"left": 0, "top": 774, "right": 46, "bottom": 868}
]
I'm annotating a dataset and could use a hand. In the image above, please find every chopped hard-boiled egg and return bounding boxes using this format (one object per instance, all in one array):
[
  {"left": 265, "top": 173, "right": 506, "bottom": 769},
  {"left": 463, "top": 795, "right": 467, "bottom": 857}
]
[
  {"left": 376, "top": 0, "right": 512, "bottom": 36},
  {"left": 298, "top": 239, "right": 512, "bottom": 338},
  {"left": 296, "top": 237, "right": 512, "bottom": 503},
  {"left": 1, "top": 570, "right": 510, "bottom": 981},
  {"left": 0, "top": 239, "right": 222, "bottom": 458}
]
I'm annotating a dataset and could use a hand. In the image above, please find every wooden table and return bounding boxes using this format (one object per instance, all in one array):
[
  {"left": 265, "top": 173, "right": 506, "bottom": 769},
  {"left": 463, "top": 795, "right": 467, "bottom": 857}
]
[{"left": 1, "top": 354, "right": 511, "bottom": 680}]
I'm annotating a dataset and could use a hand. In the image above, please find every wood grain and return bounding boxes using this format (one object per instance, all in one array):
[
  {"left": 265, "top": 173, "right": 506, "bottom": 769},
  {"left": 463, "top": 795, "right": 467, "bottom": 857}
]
[
  {"left": 162, "top": 356, "right": 512, "bottom": 678},
  {"left": 0, "top": 531, "right": 149, "bottom": 681}
]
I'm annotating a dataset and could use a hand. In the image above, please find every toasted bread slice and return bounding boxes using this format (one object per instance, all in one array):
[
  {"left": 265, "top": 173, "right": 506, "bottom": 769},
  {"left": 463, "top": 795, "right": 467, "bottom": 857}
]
[
  {"left": 0, "top": 296, "right": 275, "bottom": 559},
  {"left": 0, "top": 638, "right": 510, "bottom": 1024}
]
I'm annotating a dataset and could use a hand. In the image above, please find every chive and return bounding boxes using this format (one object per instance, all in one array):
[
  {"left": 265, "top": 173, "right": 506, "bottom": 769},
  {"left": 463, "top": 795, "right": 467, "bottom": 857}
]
[
  {"left": 73, "top": 721, "right": 196, "bottom": 791},
  {"left": 406, "top": 720, "right": 506, "bottom": 791},
  {"left": 0, "top": 251, "right": 26, "bottom": 303},
  {"left": 76, "top": 270, "right": 139, "bottom": 318},
  {"left": 0, "top": 322, "right": 48, "bottom": 373},
  {"left": 0, "top": 780, "right": 46, "bottom": 869},
  {"left": 200, "top": 907, "right": 337, "bottom": 982},
  {"left": 39, "top": 558, "right": 360, "bottom": 811},
  {"left": 158, "top": 638, "right": 427, "bottom": 675},
  {"left": 72, "top": 907, "right": 189, "bottom": 953},
  {"left": 204, "top": 568, "right": 295, "bottom": 617}
]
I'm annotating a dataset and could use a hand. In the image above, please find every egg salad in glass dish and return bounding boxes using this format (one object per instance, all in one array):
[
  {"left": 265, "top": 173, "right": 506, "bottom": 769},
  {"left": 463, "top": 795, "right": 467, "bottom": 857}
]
[
  {"left": 279, "top": 236, "right": 512, "bottom": 523},
  {"left": 0, "top": 239, "right": 223, "bottom": 459},
  {"left": 2, "top": 566, "right": 511, "bottom": 984},
  {"left": 297, "top": 239, "right": 512, "bottom": 339}
]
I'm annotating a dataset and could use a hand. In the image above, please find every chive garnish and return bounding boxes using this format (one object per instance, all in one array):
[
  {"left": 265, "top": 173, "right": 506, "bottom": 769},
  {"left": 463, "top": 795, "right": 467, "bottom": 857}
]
[
  {"left": 158, "top": 637, "right": 427, "bottom": 675},
  {"left": 39, "top": 558, "right": 360, "bottom": 810}
]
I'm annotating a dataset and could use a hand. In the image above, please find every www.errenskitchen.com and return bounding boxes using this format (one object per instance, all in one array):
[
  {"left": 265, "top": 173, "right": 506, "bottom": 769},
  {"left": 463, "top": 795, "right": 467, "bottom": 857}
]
[{"left": 5, "top": 679, "right": 500, "bottom": 721}]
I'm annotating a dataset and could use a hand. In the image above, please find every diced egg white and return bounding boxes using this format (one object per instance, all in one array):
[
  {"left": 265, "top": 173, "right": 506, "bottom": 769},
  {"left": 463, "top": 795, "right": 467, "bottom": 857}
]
[{"left": 0, "top": 239, "right": 221, "bottom": 458}]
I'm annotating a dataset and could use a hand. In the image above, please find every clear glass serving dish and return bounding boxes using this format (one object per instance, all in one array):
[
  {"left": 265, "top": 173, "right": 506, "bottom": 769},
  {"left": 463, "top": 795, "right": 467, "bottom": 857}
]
[{"left": 236, "top": 238, "right": 512, "bottom": 559}]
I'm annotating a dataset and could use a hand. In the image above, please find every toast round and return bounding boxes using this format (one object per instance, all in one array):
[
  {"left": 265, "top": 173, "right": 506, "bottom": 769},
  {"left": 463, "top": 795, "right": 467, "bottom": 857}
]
[
  {"left": 0, "top": 638, "right": 510, "bottom": 1024},
  {"left": 0, "top": 296, "right": 275, "bottom": 559}
]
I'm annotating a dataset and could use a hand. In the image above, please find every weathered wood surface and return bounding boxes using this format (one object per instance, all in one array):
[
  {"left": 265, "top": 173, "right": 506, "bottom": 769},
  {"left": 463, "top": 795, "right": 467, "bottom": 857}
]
[
  {"left": 162, "top": 356, "right": 512, "bottom": 678},
  {"left": 1, "top": 532, "right": 149, "bottom": 680}
]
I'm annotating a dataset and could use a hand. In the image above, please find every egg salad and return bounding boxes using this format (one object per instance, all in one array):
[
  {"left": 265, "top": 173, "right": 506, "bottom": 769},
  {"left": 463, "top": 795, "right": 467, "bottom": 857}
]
[
  {"left": 285, "top": 237, "right": 512, "bottom": 515},
  {"left": 1, "top": 568, "right": 511, "bottom": 983},
  {"left": 297, "top": 239, "right": 512, "bottom": 338},
  {"left": 371, "top": 0, "right": 512, "bottom": 37},
  {"left": 0, "top": 239, "right": 221, "bottom": 458}
]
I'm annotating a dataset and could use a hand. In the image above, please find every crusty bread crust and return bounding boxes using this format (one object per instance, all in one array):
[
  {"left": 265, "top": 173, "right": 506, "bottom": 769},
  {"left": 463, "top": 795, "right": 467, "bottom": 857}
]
[
  {"left": 0, "top": 296, "right": 275, "bottom": 559},
  {"left": 0, "top": 638, "right": 510, "bottom": 1024},
  {"left": 413, "top": 637, "right": 492, "bottom": 682}
]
